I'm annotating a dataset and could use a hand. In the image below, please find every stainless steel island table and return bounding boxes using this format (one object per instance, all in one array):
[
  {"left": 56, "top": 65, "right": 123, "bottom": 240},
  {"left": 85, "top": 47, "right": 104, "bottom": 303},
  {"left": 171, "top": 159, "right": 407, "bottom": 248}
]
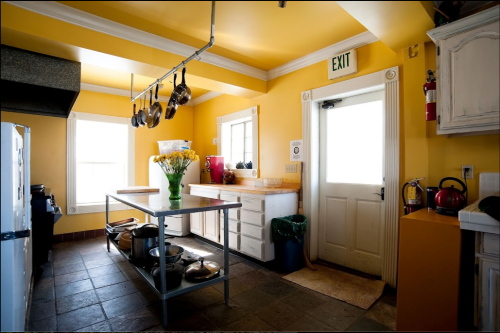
[{"left": 104, "top": 190, "right": 242, "bottom": 328}]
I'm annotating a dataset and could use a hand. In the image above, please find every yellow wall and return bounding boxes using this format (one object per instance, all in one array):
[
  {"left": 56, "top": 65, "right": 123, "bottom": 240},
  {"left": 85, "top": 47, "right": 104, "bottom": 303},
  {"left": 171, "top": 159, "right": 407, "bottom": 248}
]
[{"left": 1, "top": 90, "right": 194, "bottom": 234}]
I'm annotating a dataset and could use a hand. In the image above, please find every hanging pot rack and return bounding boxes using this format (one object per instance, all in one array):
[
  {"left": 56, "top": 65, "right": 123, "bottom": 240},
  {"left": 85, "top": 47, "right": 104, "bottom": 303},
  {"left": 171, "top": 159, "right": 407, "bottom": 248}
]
[{"left": 130, "top": 1, "right": 216, "bottom": 103}]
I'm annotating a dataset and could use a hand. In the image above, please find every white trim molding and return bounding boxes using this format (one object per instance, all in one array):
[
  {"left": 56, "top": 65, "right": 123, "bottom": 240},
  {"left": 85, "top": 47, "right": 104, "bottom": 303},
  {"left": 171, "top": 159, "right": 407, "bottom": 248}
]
[
  {"left": 6, "top": 1, "right": 379, "bottom": 82},
  {"left": 217, "top": 106, "right": 259, "bottom": 178},
  {"left": 302, "top": 66, "right": 400, "bottom": 287},
  {"left": 67, "top": 111, "right": 135, "bottom": 215},
  {"left": 190, "top": 91, "right": 223, "bottom": 106},
  {"left": 268, "top": 31, "right": 378, "bottom": 80}
]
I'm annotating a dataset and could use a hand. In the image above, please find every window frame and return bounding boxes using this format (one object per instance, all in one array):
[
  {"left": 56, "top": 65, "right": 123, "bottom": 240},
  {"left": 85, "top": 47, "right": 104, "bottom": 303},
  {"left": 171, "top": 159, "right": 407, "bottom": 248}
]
[
  {"left": 67, "top": 111, "right": 135, "bottom": 215},
  {"left": 217, "top": 106, "right": 258, "bottom": 178}
]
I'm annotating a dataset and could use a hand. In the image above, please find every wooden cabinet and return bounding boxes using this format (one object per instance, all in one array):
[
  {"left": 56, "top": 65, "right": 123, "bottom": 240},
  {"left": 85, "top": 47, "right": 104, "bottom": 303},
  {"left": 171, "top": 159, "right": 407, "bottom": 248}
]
[
  {"left": 190, "top": 185, "right": 299, "bottom": 262},
  {"left": 475, "top": 232, "right": 499, "bottom": 331},
  {"left": 427, "top": 7, "right": 499, "bottom": 136},
  {"left": 396, "top": 209, "right": 462, "bottom": 331}
]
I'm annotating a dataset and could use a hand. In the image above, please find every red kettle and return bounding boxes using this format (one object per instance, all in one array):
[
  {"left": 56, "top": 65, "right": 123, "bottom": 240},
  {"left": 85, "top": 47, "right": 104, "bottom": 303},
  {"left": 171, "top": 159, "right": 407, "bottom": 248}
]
[{"left": 435, "top": 177, "right": 467, "bottom": 216}]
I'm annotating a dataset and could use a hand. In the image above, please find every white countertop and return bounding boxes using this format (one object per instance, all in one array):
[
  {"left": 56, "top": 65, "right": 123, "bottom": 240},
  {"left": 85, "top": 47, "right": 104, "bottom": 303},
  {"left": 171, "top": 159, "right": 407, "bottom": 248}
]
[{"left": 458, "top": 199, "right": 499, "bottom": 235}]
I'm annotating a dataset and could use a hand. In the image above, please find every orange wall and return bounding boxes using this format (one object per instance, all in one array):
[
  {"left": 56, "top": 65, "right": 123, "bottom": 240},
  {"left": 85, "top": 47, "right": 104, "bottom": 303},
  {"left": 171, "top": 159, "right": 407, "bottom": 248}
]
[{"left": 1, "top": 90, "right": 194, "bottom": 234}]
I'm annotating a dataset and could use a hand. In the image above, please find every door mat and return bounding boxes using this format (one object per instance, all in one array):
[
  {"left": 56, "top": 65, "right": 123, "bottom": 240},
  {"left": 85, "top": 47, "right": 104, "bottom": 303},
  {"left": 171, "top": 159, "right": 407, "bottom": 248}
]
[{"left": 282, "top": 265, "right": 386, "bottom": 309}]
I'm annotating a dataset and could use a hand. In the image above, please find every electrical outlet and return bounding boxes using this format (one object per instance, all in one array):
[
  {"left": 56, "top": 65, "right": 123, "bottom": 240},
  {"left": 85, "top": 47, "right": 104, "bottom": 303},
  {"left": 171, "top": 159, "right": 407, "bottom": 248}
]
[
  {"left": 285, "top": 164, "right": 297, "bottom": 173},
  {"left": 462, "top": 165, "right": 474, "bottom": 179},
  {"left": 213, "top": 138, "right": 217, "bottom": 145}
]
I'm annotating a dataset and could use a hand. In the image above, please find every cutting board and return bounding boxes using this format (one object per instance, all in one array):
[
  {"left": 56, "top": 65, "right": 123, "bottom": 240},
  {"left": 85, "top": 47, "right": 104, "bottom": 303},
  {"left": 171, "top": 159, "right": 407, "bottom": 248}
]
[{"left": 116, "top": 186, "right": 160, "bottom": 194}]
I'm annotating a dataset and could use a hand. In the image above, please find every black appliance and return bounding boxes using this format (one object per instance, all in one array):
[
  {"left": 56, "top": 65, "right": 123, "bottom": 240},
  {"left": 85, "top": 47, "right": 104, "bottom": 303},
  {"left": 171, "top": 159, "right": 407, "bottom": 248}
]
[{"left": 31, "top": 185, "right": 62, "bottom": 275}]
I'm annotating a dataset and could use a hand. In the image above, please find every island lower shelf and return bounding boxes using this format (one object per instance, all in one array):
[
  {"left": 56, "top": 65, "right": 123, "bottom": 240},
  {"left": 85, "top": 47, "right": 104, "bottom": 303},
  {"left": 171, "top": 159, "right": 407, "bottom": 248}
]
[{"left": 106, "top": 236, "right": 227, "bottom": 300}]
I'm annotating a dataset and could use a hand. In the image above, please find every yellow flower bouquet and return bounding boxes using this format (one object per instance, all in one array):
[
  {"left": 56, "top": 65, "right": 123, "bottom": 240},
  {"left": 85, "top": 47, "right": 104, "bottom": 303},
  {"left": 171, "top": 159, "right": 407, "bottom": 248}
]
[{"left": 153, "top": 149, "right": 199, "bottom": 200}]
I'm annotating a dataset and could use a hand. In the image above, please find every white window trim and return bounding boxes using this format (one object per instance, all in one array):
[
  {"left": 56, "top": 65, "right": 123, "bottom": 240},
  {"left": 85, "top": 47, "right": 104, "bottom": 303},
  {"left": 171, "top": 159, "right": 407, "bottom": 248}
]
[
  {"left": 217, "top": 106, "right": 258, "bottom": 178},
  {"left": 67, "top": 111, "right": 135, "bottom": 214}
]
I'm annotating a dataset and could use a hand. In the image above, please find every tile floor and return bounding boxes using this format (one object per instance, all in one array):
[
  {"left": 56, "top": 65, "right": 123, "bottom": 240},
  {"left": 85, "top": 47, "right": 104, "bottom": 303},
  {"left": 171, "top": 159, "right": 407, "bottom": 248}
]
[{"left": 28, "top": 235, "right": 397, "bottom": 332}]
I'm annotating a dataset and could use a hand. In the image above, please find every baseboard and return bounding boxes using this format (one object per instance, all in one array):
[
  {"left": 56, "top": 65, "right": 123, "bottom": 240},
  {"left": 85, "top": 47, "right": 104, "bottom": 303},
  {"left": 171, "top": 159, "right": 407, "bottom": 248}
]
[{"left": 53, "top": 228, "right": 106, "bottom": 243}]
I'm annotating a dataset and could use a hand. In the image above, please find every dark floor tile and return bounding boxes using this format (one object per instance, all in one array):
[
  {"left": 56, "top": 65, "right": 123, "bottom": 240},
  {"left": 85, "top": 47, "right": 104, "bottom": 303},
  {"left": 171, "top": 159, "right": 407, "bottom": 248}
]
[
  {"left": 36, "top": 262, "right": 54, "bottom": 280},
  {"left": 307, "top": 297, "right": 366, "bottom": 330},
  {"left": 364, "top": 301, "right": 396, "bottom": 330},
  {"left": 283, "top": 314, "right": 333, "bottom": 331},
  {"left": 53, "top": 255, "right": 83, "bottom": 268},
  {"left": 53, "top": 262, "right": 86, "bottom": 276},
  {"left": 55, "top": 279, "right": 94, "bottom": 299},
  {"left": 84, "top": 257, "right": 113, "bottom": 269},
  {"left": 57, "top": 304, "right": 106, "bottom": 332},
  {"left": 74, "top": 320, "right": 111, "bottom": 332},
  {"left": 81, "top": 251, "right": 110, "bottom": 263},
  {"left": 231, "top": 288, "right": 275, "bottom": 312},
  {"left": 110, "top": 255, "right": 126, "bottom": 263},
  {"left": 200, "top": 301, "right": 247, "bottom": 328},
  {"left": 87, "top": 263, "right": 120, "bottom": 278},
  {"left": 281, "top": 289, "right": 328, "bottom": 312},
  {"left": 212, "top": 277, "right": 252, "bottom": 297},
  {"left": 53, "top": 241, "right": 78, "bottom": 250},
  {"left": 128, "top": 277, "right": 150, "bottom": 291},
  {"left": 115, "top": 260, "right": 134, "bottom": 271},
  {"left": 183, "top": 286, "right": 224, "bottom": 309},
  {"left": 95, "top": 281, "right": 138, "bottom": 302},
  {"left": 54, "top": 270, "right": 89, "bottom": 286},
  {"left": 236, "top": 269, "right": 274, "bottom": 288},
  {"left": 91, "top": 271, "right": 127, "bottom": 288},
  {"left": 227, "top": 261, "right": 258, "bottom": 279},
  {"left": 56, "top": 290, "right": 99, "bottom": 314},
  {"left": 380, "top": 287, "right": 397, "bottom": 307},
  {"left": 28, "top": 315, "right": 57, "bottom": 332},
  {"left": 121, "top": 268, "right": 140, "bottom": 280},
  {"left": 109, "top": 307, "right": 159, "bottom": 332},
  {"left": 151, "top": 312, "right": 217, "bottom": 332},
  {"left": 101, "top": 292, "right": 146, "bottom": 319},
  {"left": 219, "top": 313, "right": 277, "bottom": 331},
  {"left": 33, "top": 276, "right": 54, "bottom": 289},
  {"left": 137, "top": 288, "right": 161, "bottom": 306},
  {"left": 29, "top": 299, "right": 56, "bottom": 322},
  {"left": 254, "top": 300, "right": 306, "bottom": 330},
  {"left": 346, "top": 316, "right": 393, "bottom": 331},
  {"left": 31, "top": 280, "right": 55, "bottom": 305},
  {"left": 147, "top": 296, "right": 195, "bottom": 322},
  {"left": 255, "top": 278, "right": 298, "bottom": 299},
  {"left": 52, "top": 249, "right": 80, "bottom": 261}
]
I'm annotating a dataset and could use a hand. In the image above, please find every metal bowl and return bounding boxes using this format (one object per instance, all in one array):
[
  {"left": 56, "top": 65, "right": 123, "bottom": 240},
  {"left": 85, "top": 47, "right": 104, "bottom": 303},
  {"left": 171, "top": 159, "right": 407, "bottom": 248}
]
[{"left": 149, "top": 245, "right": 184, "bottom": 264}]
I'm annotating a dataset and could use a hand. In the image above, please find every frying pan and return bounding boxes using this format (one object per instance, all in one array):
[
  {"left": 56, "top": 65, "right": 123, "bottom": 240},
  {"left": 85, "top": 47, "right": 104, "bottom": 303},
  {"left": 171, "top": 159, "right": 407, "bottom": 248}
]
[
  {"left": 137, "top": 93, "right": 146, "bottom": 127},
  {"left": 131, "top": 103, "right": 139, "bottom": 128},
  {"left": 172, "top": 67, "right": 191, "bottom": 106},
  {"left": 147, "top": 89, "right": 156, "bottom": 128},
  {"left": 150, "top": 84, "right": 163, "bottom": 128},
  {"left": 165, "top": 73, "right": 179, "bottom": 120}
]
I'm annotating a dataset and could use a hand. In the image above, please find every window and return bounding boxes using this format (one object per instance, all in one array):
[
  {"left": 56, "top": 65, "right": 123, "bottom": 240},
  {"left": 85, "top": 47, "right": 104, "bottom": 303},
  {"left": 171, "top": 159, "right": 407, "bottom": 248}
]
[
  {"left": 67, "top": 112, "right": 135, "bottom": 214},
  {"left": 217, "top": 106, "right": 258, "bottom": 178}
]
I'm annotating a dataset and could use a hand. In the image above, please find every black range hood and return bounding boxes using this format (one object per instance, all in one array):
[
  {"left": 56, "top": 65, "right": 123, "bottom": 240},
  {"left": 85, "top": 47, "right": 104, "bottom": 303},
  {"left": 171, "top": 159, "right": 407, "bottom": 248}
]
[{"left": 1, "top": 45, "right": 81, "bottom": 118}]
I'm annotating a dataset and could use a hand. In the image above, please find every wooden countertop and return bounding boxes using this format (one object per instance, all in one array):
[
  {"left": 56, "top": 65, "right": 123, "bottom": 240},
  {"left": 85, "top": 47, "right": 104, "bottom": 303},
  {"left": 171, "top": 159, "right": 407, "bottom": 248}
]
[
  {"left": 189, "top": 183, "right": 300, "bottom": 195},
  {"left": 401, "top": 209, "right": 460, "bottom": 227}
]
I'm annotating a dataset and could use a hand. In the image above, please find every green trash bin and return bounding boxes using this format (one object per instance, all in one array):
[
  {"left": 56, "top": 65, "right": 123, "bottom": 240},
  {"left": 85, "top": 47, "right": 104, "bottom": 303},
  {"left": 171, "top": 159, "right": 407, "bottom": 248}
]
[{"left": 271, "top": 214, "right": 307, "bottom": 272}]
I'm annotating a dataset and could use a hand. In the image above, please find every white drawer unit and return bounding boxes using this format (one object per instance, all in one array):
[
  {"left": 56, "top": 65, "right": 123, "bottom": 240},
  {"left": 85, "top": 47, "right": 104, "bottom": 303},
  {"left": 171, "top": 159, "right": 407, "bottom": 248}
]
[
  {"left": 481, "top": 232, "right": 499, "bottom": 257},
  {"left": 189, "top": 185, "right": 299, "bottom": 262},
  {"left": 241, "top": 222, "right": 265, "bottom": 240}
]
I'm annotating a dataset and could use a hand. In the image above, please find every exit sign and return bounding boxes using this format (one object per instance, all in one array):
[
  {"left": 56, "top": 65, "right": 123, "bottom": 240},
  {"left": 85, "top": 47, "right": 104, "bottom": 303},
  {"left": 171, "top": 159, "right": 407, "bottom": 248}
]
[{"left": 328, "top": 49, "right": 357, "bottom": 80}]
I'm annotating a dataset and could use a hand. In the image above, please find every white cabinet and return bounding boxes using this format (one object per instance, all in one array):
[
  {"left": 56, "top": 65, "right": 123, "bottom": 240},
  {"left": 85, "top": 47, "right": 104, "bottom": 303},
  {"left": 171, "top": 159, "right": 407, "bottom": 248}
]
[
  {"left": 475, "top": 232, "right": 500, "bottom": 331},
  {"left": 190, "top": 185, "right": 298, "bottom": 262},
  {"left": 427, "top": 7, "right": 499, "bottom": 136}
]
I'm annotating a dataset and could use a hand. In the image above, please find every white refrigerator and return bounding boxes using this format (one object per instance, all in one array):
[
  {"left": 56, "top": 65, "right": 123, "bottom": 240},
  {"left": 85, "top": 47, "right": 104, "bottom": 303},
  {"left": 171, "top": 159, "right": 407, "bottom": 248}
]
[
  {"left": 1, "top": 122, "right": 32, "bottom": 332},
  {"left": 147, "top": 156, "right": 199, "bottom": 236}
]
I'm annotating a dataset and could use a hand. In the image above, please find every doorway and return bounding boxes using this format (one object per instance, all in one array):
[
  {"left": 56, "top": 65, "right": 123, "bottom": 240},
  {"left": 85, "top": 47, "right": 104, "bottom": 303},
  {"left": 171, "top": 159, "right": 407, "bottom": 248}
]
[
  {"left": 301, "top": 66, "right": 400, "bottom": 287},
  {"left": 319, "top": 89, "right": 385, "bottom": 276}
]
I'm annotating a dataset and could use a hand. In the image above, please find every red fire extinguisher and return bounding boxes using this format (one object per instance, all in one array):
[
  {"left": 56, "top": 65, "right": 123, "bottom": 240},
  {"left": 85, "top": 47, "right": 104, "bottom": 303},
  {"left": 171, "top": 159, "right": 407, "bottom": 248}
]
[
  {"left": 402, "top": 177, "right": 425, "bottom": 215},
  {"left": 424, "top": 69, "right": 436, "bottom": 121}
]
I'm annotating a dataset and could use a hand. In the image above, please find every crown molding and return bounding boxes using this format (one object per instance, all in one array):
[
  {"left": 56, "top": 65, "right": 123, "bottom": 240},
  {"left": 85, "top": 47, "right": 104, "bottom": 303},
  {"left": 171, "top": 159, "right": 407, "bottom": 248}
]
[
  {"left": 267, "top": 31, "right": 379, "bottom": 80},
  {"left": 5, "top": 1, "right": 268, "bottom": 81},
  {"left": 190, "top": 91, "right": 223, "bottom": 106},
  {"left": 7, "top": 1, "right": 380, "bottom": 86}
]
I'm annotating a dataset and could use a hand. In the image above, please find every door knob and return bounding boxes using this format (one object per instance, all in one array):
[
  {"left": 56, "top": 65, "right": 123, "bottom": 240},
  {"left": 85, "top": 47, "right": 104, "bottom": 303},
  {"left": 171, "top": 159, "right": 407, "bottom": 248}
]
[{"left": 373, "top": 187, "right": 385, "bottom": 201}]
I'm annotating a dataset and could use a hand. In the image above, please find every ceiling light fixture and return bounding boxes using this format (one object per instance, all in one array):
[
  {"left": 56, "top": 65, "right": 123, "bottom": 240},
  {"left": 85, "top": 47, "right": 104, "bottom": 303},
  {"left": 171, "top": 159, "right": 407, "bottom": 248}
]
[{"left": 278, "top": 1, "right": 287, "bottom": 8}]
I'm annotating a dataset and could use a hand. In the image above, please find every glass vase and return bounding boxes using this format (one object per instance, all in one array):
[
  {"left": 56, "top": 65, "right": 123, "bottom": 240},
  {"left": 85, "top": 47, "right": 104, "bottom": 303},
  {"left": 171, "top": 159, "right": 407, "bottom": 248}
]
[{"left": 166, "top": 173, "right": 183, "bottom": 200}]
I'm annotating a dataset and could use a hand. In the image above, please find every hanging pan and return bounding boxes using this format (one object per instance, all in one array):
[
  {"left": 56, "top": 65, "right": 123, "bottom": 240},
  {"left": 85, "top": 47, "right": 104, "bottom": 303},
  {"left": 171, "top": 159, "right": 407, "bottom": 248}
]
[
  {"left": 130, "top": 103, "right": 139, "bottom": 128},
  {"left": 146, "top": 89, "right": 156, "bottom": 128},
  {"left": 165, "top": 73, "right": 179, "bottom": 120},
  {"left": 137, "top": 93, "right": 146, "bottom": 127},
  {"left": 172, "top": 67, "right": 192, "bottom": 106},
  {"left": 150, "top": 83, "right": 163, "bottom": 128}
]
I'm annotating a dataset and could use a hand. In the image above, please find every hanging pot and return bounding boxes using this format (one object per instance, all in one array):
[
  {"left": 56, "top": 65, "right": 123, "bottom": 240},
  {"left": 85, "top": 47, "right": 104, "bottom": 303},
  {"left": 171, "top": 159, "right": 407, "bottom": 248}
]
[
  {"left": 130, "top": 103, "right": 139, "bottom": 128},
  {"left": 172, "top": 67, "right": 192, "bottom": 106},
  {"left": 146, "top": 89, "right": 156, "bottom": 128},
  {"left": 165, "top": 73, "right": 179, "bottom": 120},
  {"left": 184, "top": 257, "right": 220, "bottom": 282},
  {"left": 137, "top": 94, "right": 147, "bottom": 127},
  {"left": 435, "top": 177, "right": 467, "bottom": 216},
  {"left": 150, "top": 83, "right": 163, "bottom": 128}
]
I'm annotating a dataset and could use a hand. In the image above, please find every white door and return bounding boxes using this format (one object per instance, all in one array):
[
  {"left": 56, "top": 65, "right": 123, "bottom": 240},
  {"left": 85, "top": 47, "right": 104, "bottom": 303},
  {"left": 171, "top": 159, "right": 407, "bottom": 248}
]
[{"left": 319, "top": 90, "right": 385, "bottom": 276}]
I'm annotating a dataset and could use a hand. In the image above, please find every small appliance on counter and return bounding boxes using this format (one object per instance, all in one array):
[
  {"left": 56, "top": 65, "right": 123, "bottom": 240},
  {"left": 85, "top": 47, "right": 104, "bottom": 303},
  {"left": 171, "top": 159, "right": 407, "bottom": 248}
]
[
  {"left": 435, "top": 177, "right": 467, "bottom": 216},
  {"left": 205, "top": 155, "right": 224, "bottom": 184}
]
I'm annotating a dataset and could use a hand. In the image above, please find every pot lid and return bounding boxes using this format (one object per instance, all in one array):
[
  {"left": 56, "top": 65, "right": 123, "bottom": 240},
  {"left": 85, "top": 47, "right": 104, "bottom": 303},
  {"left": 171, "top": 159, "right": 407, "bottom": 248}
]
[
  {"left": 151, "top": 263, "right": 184, "bottom": 276},
  {"left": 185, "top": 257, "right": 220, "bottom": 280},
  {"left": 131, "top": 223, "right": 158, "bottom": 238}
]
